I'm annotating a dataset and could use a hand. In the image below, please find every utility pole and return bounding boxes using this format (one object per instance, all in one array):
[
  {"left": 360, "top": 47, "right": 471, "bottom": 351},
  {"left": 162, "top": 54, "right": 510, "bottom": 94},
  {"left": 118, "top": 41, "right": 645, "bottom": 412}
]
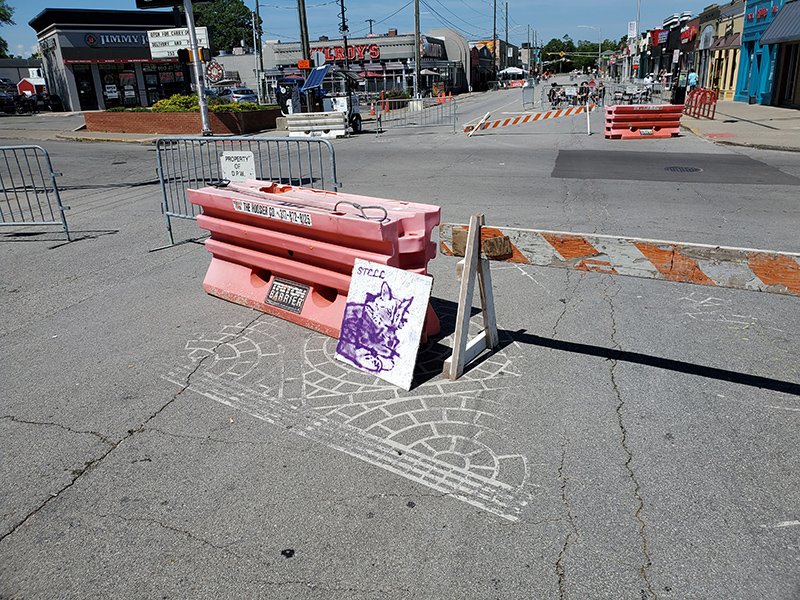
[
  {"left": 297, "top": 0, "right": 310, "bottom": 61},
  {"left": 492, "top": 0, "right": 496, "bottom": 81},
  {"left": 365, "top": 18, "right": 375, "bottom": 35},
  {"left": 414, "top": 0, "right": 421, "bottom": 97},
  {"left": 504, "top": 3, "right": 508, "bottom": 70}
]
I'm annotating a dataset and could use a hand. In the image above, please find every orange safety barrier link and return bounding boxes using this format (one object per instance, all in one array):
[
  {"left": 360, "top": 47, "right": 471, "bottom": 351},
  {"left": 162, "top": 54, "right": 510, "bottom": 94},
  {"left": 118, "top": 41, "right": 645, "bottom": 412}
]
[
  {"left": 604, "top": 104, "right": 683, "bottom": 139},
  {"left": 683, "top": 88, "right": 717, "bottom": 120},
  {"left": 188, "top": 180, "right": 441, "bottom": 340}
]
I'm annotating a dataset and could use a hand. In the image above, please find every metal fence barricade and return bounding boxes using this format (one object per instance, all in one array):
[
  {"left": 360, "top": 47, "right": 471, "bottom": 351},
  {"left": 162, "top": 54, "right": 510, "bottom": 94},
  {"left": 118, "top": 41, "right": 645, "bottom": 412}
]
[
  {"left": 0, "top": 145, "right": 70, "bottom": 241},
  {"left": 376, "top": 97, "right": 457, "bottom": 134},
  {"left": 521, "top": 83, "right": 536, "bottom": 110},
  {"left": 684, "top": 88, "right": 717, "bottom": 119},
  {"left": 156, "top": 136, "right": 340, "bottom": 247},
  {"left": 602, "top": 83, "right": 667, "bottom": 106}
]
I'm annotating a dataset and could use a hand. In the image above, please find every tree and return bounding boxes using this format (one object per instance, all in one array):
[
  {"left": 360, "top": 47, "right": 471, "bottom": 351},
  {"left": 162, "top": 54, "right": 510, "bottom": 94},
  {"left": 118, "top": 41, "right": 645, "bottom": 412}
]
[
  {"left": 193, "top": 0, "right": 256, "bottom": 55},
  {"left": 0, "top": 0, "right": 15, "bottom": 59}
]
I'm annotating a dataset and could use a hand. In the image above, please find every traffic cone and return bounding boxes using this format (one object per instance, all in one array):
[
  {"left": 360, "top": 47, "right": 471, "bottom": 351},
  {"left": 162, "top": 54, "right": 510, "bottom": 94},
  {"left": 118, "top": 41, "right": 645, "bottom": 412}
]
[{"left": 370, "top": 102, "right": 375, "bottom": 115}]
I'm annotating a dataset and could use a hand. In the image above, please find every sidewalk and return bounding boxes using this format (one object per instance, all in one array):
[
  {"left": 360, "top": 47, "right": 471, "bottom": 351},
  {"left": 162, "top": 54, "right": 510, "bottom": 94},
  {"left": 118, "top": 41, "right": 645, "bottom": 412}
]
[{"left": 680, "top": 100, "right": 800, "bottom": 152}]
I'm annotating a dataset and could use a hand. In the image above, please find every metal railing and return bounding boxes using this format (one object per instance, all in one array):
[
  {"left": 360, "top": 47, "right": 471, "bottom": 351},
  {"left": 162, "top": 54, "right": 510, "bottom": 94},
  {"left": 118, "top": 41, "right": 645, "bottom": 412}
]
[
  {"left": 156, "top": 136, "right": 340, "bottom": 247},
  {"left": 540, "top": 82, "right": 669, "bottom": 109},
  {"left": 375, "top": 97, "right": 457, "bottom": 134},
  {"left": 0, "top": 145, "right": 70, "bottom": 241}
]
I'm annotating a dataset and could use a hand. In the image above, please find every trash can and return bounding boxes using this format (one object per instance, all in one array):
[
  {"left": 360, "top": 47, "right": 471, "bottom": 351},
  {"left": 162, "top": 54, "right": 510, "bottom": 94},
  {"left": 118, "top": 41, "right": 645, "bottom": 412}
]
[{"left": 671, "top": 84, "right": 687, "bottom": 104}]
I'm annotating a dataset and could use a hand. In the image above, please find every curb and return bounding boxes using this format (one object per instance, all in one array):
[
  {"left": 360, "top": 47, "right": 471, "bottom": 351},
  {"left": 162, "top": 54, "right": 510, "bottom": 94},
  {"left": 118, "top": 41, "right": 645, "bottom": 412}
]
[
  {"left": 679, "top": 123, "right": 800, "bottom": 153},
  {"left": 55, "top": 133, "right": 159, "bottom": 144}
]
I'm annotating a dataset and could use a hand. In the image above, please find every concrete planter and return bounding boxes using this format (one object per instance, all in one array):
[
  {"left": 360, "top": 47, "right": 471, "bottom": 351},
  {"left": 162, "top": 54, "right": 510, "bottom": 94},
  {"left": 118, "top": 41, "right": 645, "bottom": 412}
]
[{"left": 85, "top": 108, "right": 281, "bottom": 135}]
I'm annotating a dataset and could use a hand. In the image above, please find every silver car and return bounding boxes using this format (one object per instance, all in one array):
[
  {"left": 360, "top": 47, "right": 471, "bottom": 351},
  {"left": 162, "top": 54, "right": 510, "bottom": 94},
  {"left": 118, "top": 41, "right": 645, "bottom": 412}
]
[{"left": 219, "top": 87, "right": 258, "bottom": 103}]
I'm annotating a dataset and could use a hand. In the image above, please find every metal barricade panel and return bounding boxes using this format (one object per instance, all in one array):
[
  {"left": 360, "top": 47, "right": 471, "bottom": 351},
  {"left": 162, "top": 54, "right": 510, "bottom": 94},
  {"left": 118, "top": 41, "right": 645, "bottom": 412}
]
[
  {"left": 376, "top": 98, "right": 457, "bottom": 133},
  {"left": 156, "top": 136, "right": 341, "bottom": 247},
  {"left": 0, "top": 145, "right": 70, "bottom": 241}
]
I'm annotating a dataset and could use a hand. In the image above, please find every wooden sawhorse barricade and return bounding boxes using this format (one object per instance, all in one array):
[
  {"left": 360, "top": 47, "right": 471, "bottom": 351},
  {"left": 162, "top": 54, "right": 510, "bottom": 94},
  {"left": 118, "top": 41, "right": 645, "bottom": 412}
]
[{"left": 441, "top": 215, "right": 800, "bottom": 380}]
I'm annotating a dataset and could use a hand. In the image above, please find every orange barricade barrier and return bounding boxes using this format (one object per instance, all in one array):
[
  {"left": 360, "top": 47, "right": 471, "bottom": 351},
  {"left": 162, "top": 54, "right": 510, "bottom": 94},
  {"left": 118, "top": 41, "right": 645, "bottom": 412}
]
[
  {"left": 683, "top": 88, "right": 717, "bottom": 120},
  {"left": 188, "top": 180, "right": 441, "bottom": 339},
  {"left": 604, "top": 104, "right": 683, "bottom": 139}
]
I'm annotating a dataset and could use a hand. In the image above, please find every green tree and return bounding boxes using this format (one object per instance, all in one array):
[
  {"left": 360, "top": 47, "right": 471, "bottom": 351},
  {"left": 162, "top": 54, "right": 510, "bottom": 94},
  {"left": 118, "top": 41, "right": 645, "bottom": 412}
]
[
  {"left": 193, "top": 0, "right": 256, "bottom": 55},
  {"left": 542, "top": 36, "right": 575, "bottom": 73},
  {"left": 0, "top": 0, "right": 15, "bottom": 59}
]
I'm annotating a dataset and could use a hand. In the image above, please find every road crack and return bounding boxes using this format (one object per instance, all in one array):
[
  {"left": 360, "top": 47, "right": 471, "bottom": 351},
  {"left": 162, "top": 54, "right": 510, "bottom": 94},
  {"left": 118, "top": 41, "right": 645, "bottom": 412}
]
[
  {"left": 555, "top": 430, "right": 578, "bottom": 600},
  {"left": 1, "top": 415, "right": 114, "bottom": 446},
  {"left": 603, "top": 285, "right": 656, "bottom": 600},
  {"left": 0, "top": 313, "right": 265, "bottom": 545}
]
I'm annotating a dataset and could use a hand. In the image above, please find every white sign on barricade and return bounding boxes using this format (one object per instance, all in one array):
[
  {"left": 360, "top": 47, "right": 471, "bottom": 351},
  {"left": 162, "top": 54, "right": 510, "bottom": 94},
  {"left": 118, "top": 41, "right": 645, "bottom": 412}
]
[
  {"left": 220, "top": 151, "right": 255, "bottom": 182},
  {"left": 335, "top": 259, "right": 433, "bottom": 390}
]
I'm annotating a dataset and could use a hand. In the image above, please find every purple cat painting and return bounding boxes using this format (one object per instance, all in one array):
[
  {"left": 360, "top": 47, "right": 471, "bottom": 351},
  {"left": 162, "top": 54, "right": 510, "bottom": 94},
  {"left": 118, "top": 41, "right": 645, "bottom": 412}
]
[{"left": 337, "top": 281, "right": 413, "bottom": 373}]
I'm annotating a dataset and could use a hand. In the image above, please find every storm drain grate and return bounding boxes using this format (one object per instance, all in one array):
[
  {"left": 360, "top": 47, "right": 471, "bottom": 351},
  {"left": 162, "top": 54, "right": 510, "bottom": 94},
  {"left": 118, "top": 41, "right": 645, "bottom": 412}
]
[{"left": 665, "top": 166, "right": 703, "bottom": 173}]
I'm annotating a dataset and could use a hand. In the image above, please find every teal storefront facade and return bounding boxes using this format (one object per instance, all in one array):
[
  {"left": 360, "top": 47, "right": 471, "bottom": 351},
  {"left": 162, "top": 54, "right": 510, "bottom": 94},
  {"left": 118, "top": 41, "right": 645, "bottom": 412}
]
[{"left": 735, "top": 0, "right": 785, "bottom": 103}]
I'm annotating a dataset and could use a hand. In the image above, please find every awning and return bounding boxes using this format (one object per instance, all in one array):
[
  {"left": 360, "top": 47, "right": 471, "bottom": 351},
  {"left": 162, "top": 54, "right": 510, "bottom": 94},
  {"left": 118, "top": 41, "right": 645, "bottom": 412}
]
[
  {"left": 760, "top": 0, "right": 800, "bottom": 45},
  {"left": 710, "top": 32, "right": 740, "bottom": 50}
]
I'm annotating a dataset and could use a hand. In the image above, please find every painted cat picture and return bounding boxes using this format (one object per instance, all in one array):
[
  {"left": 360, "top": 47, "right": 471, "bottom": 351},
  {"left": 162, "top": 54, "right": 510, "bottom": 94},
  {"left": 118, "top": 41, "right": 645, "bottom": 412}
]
[{"left": 337, "top": 281, "right": 413, "bottom": 373}]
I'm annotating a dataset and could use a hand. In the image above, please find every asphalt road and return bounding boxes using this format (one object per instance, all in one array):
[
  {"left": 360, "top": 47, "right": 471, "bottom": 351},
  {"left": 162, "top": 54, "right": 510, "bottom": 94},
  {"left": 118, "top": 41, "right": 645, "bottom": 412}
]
[{"left": 2, "top": 87, "right": 799, "bottom": 600}]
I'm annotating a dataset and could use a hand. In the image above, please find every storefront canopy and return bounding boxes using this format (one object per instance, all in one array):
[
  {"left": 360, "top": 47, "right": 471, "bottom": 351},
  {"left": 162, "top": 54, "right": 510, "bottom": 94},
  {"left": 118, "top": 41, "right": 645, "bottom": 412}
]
[{"left": 760, "top": 0, "right": 800, "bottom": 45}]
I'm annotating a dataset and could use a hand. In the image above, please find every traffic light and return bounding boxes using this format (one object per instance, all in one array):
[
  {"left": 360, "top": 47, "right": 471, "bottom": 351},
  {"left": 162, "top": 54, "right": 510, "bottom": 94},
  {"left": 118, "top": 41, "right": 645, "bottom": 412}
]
[{"left": 177, "top": 47, "right": 210, "bottom": 64}]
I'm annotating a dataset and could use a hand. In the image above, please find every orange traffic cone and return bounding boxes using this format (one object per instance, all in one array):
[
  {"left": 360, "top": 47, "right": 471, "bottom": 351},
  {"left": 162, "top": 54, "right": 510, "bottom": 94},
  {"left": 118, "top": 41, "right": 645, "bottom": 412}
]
[{"left": 370, "top": 102, "right": 375, "bottom": 115}]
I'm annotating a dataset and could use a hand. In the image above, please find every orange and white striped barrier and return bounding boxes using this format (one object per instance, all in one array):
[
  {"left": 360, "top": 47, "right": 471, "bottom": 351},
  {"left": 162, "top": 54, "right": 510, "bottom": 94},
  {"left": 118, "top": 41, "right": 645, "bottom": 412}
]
[
  {"left": 464, "top": 104, "right": 595, "bottom": 134},
  {"left": 440, "top": 223, "right": 800, "bottom": 297}
]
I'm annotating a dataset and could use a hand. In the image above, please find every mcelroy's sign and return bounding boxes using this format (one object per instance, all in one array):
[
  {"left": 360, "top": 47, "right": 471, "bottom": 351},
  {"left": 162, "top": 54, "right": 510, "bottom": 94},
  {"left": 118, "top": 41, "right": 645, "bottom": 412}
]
[{"left": 310, "top": 43, "right": 380, "bottom": 62}]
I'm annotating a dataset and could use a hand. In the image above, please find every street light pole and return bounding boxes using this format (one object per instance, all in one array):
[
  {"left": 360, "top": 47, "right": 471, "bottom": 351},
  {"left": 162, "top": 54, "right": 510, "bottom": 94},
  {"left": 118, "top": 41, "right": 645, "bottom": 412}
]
[
  {"left": 255, "top": 3, "right": 264, "bottom": 103},
  {"left": 183, "top": 0, "right": 211, "bottom": 135}
]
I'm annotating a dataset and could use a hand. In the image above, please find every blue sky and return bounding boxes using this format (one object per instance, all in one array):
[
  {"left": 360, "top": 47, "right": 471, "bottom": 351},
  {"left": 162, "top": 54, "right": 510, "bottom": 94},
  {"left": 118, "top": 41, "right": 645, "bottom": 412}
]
[{"left": 5, "top": 0, "right": 703, "bottom": 59}]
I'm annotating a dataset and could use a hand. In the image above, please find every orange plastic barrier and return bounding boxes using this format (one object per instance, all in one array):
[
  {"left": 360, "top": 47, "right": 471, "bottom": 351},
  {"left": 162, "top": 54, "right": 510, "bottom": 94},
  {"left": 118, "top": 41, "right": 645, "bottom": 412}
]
[
  {"left": 604, "top": 104, "right": 683, "bottom": 139},
  {"left": 188, "top": 180, "right": 441, "bottom": 339},
  {"left": 683, "top": 88, "right": 717, "bottom": 120}
]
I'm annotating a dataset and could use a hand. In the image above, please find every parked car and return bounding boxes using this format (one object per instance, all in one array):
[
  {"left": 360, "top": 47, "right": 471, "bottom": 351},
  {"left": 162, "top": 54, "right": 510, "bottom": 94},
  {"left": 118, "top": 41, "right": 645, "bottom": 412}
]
[
  {"left": 0, "top": 78, "right": 16, "bottom": 97},
  {"left": 218, "top": 87, "right": 258, "bottom": 103},
  {"left": 0, "top": 90, "right": 15, "bottom": 113}
]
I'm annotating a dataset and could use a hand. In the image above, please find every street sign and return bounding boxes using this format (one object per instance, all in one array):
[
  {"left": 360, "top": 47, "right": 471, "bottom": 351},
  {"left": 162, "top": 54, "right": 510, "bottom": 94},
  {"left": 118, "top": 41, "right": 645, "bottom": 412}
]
[{"left": 147, "top": 27, "right": 210, "bottom": 60}]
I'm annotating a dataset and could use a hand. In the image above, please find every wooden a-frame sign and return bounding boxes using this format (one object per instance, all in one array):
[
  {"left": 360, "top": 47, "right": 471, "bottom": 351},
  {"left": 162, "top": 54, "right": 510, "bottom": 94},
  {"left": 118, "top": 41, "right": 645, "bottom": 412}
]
[{"left": 443, "top": 213, "right": 500, "bottom": 380}]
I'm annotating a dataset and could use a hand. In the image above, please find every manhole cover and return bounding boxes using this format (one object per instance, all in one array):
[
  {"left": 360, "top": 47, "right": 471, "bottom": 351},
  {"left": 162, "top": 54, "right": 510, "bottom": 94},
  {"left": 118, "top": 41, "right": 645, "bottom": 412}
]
[{"left": 665, "top": 166, "right": 703, "bottom": 173}]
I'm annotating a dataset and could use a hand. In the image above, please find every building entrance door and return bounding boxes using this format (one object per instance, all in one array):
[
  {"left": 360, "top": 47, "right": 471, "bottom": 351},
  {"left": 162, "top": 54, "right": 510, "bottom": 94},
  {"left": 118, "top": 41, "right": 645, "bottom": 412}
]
[{"left": 73, "top": 65, "right": 98, "bottom": 110}]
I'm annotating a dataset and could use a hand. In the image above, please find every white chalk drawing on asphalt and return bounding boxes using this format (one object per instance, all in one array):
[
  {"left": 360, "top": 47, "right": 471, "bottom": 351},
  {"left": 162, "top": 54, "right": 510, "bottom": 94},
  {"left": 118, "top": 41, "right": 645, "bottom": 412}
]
[
  {"left": 336, "top": 261, "right": 433, "bottom": 390},
  {"left": 164, "top": 314, "right": 532, "bottom": 521}
]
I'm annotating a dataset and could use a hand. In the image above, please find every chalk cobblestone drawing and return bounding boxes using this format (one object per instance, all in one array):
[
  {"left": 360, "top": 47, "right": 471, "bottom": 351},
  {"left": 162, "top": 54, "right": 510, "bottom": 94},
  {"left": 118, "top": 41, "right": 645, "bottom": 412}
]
[{"left": 164, "top": 315, "right": 533, "bottom": 521}]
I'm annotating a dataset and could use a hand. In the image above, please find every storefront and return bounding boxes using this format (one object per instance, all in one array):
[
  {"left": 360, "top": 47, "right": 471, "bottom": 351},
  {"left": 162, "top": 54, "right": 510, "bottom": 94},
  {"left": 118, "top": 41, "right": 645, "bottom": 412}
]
[
  {"left": 696, "top": 4, "right": 722, "bottom": 89},
  {"left": 735, "top": 0, "right": 784, "bottom": 104},
  {"left": 260, "top": 28, "right": 470, "bottom": 96},
  {"left": 758, "top": 0, "right": 800, "bottom": 107},
  {"left": 30, "top": 9, "right": 193, "bottom": 111}
]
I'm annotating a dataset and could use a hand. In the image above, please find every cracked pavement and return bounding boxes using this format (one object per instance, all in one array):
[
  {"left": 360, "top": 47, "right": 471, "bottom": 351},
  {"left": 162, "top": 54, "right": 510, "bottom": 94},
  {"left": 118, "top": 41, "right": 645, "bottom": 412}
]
[{"left": 2, "top": 89, "right": 799, "bottom": 598}]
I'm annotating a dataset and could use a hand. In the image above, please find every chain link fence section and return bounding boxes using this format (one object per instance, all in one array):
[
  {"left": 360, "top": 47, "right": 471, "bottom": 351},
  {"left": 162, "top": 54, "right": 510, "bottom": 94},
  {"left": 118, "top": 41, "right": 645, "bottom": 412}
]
[
  {"left": 0, "top": 145, "right": 70, "bottom": 241},
  {"left": 156, "top": 136, "right": 341, "bottom": 247},
  {"left": 376, "top": 97, "right": 457, "bottom": 134}
]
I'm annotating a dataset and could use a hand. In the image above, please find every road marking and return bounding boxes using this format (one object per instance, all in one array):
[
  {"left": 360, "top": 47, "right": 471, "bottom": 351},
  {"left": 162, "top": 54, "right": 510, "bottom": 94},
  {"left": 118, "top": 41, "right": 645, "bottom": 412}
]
[{"left": 165, "top": 318, "right": 533, "bottom": 522}]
